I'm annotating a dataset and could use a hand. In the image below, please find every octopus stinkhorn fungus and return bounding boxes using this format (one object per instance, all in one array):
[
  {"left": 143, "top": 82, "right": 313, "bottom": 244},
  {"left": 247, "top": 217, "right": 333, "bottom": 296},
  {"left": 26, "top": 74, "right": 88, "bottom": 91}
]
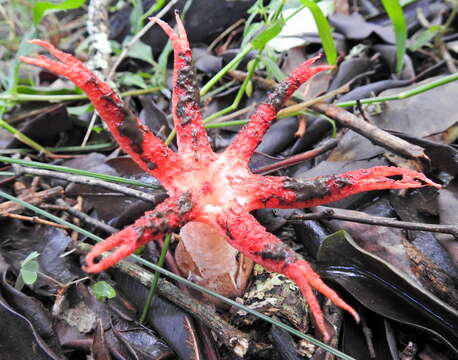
[{"left": 21, "top": 14, "right": 440, "bottom": 341}]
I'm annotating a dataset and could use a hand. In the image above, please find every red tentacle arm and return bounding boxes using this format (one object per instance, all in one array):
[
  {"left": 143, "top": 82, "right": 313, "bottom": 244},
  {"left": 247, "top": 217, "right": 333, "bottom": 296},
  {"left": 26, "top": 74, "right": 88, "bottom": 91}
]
[
  {"left": 84, "top": 192, "right": 198, "bottom": 273},
  {"left": 153, "top": 15, "right": 214, "bottom": 164},
  {"left": 225, "top": 57, "right": 333, "bottom": 166},
  {"left": 210, "top": 210, "right": 359, "bottom": 342},
  {"left": 244, "top": 166, "right": 441, "bottom": 210},
  {"left": 20, "top": 41, "right": 187, "bottom": 190}
]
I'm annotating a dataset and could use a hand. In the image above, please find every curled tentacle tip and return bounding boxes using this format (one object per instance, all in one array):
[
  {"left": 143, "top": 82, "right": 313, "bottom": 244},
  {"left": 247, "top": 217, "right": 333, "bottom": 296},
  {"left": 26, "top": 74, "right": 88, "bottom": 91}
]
[
  {"left": 403, "top": 174, "right": 441, "bottom": 189},
  {"left": 83, "top": 257, "right": 112, "bottom": 273},
  {"left": 351, "top": 309, "right": 360, "bottom": 323},
  {"left": 27, "top": 39, "right": 52, "bottom": 48},
  {"left": 314, "top": 64, "right": 335, "bottom": 72}
]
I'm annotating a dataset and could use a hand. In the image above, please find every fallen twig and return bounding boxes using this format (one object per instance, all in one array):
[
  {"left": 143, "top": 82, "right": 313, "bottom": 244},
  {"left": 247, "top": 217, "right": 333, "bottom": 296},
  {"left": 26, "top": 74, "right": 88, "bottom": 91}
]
[
  {"left": 55, "top": 198, "right": 118, "bottom": 234},
  {"left": 290, "top": 206, "right": 458, "bottom": 238},
  {"left": 1, "top": 212, "right": 68, "bottom": 228},
  {"left": 253, "top": 140, "right": 337, "bottom": 175},
  {"left": 310, "top": 102, "right": 428, "bottom": 162},
  {"left": 0, "top": 186, "right": 63, "bottom": 215},
  {"left": 13, "top": 165, "right": 165, "bottom": 203}
]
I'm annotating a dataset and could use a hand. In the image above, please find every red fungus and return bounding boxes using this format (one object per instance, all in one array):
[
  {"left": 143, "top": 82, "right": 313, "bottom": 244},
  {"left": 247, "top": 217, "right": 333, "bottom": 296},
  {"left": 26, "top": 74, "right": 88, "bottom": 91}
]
[{"left": 21, "top": 14, "right": 440, "bottom": 342}]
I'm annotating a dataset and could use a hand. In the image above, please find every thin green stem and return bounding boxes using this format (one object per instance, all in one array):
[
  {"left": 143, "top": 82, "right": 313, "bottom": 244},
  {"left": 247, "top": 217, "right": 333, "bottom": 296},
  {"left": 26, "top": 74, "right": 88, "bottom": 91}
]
[
  {"left": 0, "top": 143, "right": 114, "bottom": 155},
  {"left": 14, "top": 274, "right": 24, "bottom": 291},
  {"left": 203, "top": 58, "right": 260, "bottom": 125},
  {"left": 0, "top": 156, "right": 159, "bottom": 188},
  {"left": 0, "top": 189, "right": 354, "bottom": 360},
  {"left": 0, "top": 118, "right": 51, "bottom": 155},
  {"left": 139, "top": 0, "right": 165, "bottom": 26},
  {"left": 199, "top": 44, "right": 253, "bottom": 97},
  {"left": 139, "top": 232, "right": 171, "bottom": 324},
  {"left": 0, "top": 93, "right": 88, "bottom": 102},
  {"left": 0, "top": 87, "right": 161, "bottom": 102},
  {"left": 336, "top": 72, "right": 458, "bottom": 107},
  {"left": 204, "top": 119, "right": 248, "bottom": 129}
]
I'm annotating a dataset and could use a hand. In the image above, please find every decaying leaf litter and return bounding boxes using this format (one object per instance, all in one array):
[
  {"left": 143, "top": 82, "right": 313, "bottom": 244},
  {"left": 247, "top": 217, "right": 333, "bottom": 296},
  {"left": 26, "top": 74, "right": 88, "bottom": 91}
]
[{"left": 0, "top": 0, "right": 458, "bottom": 359}]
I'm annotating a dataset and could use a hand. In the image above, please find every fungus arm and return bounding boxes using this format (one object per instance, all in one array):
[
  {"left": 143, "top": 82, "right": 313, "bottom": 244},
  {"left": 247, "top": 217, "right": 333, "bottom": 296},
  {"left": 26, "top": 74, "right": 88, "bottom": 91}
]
[
  {"left": 225, "top": 57, "right": 332, "bottom": 166},
  {"left": 245, "top": 166, "right": 441, "bottom": 210},
  {"left": 213, "top": 210, "right": 359, "bottom": 342},
  {"left": 153, "top": 14, "right": 214, "bottom": 164},
  {"left": 84, "top": 193, "right": 196, "bottom": 273},
  {"left": 20, "top": 41, "right": 187, "bottom": 189}
]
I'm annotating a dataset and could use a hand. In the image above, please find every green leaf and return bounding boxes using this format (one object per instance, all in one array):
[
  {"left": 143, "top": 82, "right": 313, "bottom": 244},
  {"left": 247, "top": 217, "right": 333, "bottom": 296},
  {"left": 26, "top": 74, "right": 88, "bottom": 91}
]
[
  {"left": 67, "top": 103, "right": 93, "bottom": 116},
  {"left": 130, "top": 0, "right": 144, "bottom": 34},
  {"left": 33, "top": 0, "right": 86, "bottom": 25},
  {"left": 22, "top": 251, "right": 40, "bottom": 264},
  {"left": 381, "top": 0, "right": 407, "bottom": 73},
  {"left": 126, "top": 39, "right": 154, "bottom": 65},
  {"left": 408, "top": 25, "right": 442, "bottom": 51},
  {"left": 261, "top": 55, "right": 286, "bottom": 82},
  {"left": 22, "top": 260, "right": 39, "bottom": 273},
  {"left": 298, "top": 0, "right": 337, "bottom": 65},
  {"left": 92, "top": 281, "right": 116, "bottom": 301},
  {"left": 21, "top": 269, "right": 38, "bottom": 285},
  {"left": 8, "top": 28, "right": 37, "bottom": 95},
  {"left": 119, "top": 73, "right": 148, "bottom": 89},
  {"left": 251, "top": 17, "right": 285, "bottom": 50},
  {"left": 92, "top": 126, "right": 104, "bottom": 134},
  {"left": 19, "top": 251, "right": 40, "bottom": 286}
]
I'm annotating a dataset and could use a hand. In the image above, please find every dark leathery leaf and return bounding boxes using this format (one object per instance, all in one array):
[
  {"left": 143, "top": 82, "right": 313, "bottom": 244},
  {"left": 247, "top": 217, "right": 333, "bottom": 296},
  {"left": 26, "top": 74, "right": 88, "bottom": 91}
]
[
  {"left": 113, "top": 271, "right": 202, "bottom": 360},
  {"left": 337, "top": 78, "right": 413, "bottom": 102},
  {"left": 328, "top": 57, "right": 373, "bottom": 91},
  {"left": 437, "top": 180, "right": 458, "bottom": 265},
  {"left": 91, "top": 319, "right": 111, "bottom": 360},
  {"left": 192, "top": 48, "right": 223, "bottom": 73},
  {"left": 390, "top": 188, "right": 457, "bottom": 277},
  {"left": 0, "top": 290, "right": 65, "bottom": 359},
  {"left": 373, "top": 44, "right": 415, "bottom": 79},
  {"left": 386, "top": 131, "right": 458, "bottom": 176},
  {"left": 5, "top": 106, "right": 72, "bottom": 148},
  {"left": 317, "top": 231, "right": 458, "bottom": 352},
  {"left": 256, "top": 117, "right": 299, "bottom": 156},
  {"left": 110, "top": 318, "right": 173, "bottom": 360},
  {"left": 1, "top": 273, "right": 63, "bottom": 355},
  {"left": 316, "top": 201, "right": 418, "bottom": 279},
  {"left": 368, "top": 76, "right": 458, "bottom": 137},
  {"left": 0, "top": 222, "right": 81, "bottom": 292},
  {"left": 329, "top": 13, "right": 395, "bottom": 43},
  {"left": 269, "top": 326, "right": 303, "bottom": 360}
]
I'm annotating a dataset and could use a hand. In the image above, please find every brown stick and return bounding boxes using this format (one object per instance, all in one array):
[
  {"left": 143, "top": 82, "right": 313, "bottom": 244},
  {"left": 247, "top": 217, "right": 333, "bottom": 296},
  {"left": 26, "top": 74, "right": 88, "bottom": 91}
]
[
  {"left": 310, "top": 103, "right": 428, "bottom": 162},
  {"left": 0, "top": 186, "right": 63, "bottom": 215},
  {"left": 290, "top": 206, "right": 458, "bottom": 238}
]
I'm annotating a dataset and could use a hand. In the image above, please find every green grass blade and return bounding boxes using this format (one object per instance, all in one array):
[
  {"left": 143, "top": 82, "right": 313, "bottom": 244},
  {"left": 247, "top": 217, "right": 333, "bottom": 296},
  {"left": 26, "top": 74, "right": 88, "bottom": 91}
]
[
  {"left": 0, "top": 156, "right": 159, "bottom": 188},
  {"left": 32, "top": 0, "right": 86, "bottom": 25},
  {"left": 298, "top": 0, "right": 337, "bottom": 65},
  {"left": 381, "top": 0, "right": 407, "bottom": 74}
]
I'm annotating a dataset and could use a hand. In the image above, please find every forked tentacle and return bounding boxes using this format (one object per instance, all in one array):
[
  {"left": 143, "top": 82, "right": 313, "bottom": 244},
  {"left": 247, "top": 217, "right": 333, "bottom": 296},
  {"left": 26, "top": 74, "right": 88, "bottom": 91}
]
[
  {"left": 20, "top": 41, "right": 187, "bottom": 190},
  {"left": 84, "top": 193, "right": 197, "bottom": 273},
  {"left": 211, "top": 210, "right": 359, "bottom": 342},
  {"left": 244, "top": 166, "right": 441, "bottom": 210},
  {"left": 153, "top": 14, "right": 214, "bottom": 164},
  {"left": 225, "top": 57, "right": 333, "bottom": 166}
]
